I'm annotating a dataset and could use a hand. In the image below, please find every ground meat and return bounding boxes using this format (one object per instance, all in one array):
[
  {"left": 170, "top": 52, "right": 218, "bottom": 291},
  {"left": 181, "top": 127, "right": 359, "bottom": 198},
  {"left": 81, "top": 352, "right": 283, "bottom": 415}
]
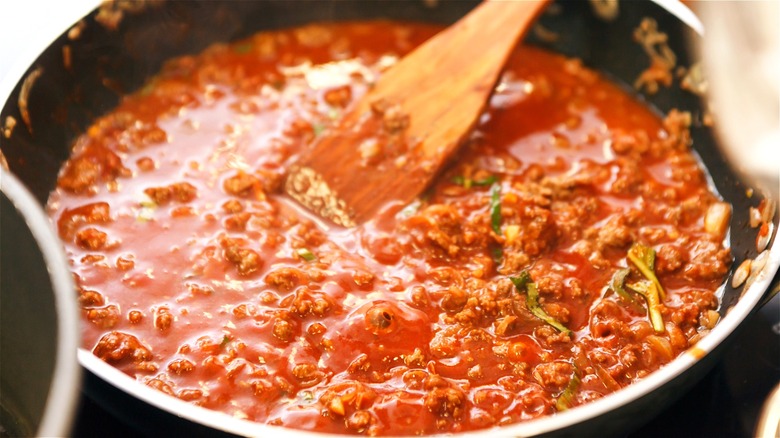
[
  {"left": 221, "top": 238, "right": 263, "bottom": 276},
  {"left": 532, "top": 361, "right": 573, "bottom": 389},
  {"left": 593, "top": 214, "right": 635, "bottom": 249},
  {"left": 75, "top": 227, "right": 108, "bottom": 250},
  {"left": 223, "top": 171, "right": 263, "bottom": 199},
  {"left": 154, "top": 306, "right": 174, "bottom": 331},
  {"left": 168, "top": 358, "right": 196, "bottom": 374},
  {"left": 657, "top": 244, "right": 687, "bottom": 274},
  {"left": 86, "top": 304, "right": 121, "bottom": 329},
  {"left": 684, "top": 240, "right": 733, "bottom": 281},
  {"left": 291, "top": 363, "right": 324, "bottom": 386},
  {"left": 224, "top": 212, "right": 252, "bottom": 231},
  {"left": 424, "top": 387, "right": 466, "bottom": 419},
  {"left": 58, "top": 145, "right": 129, "bottom": 194},
  {"left": 93, "top": 331, "right": 153, "bottom": 364},
  {"left": 48, "top": 23, "right": 731, "bottom": 436},
  {"left": 78, "top": 288, "right": 105, "bottom": 307},
  {"left": 405, "top": 204, "right": 466, "bottom": 258},
  {"left": 272, "top": 317, "right": 295, "bottom": 342},
  {"left": 57, "top": 202, "right": 111, "bottom": 240},
  {"left": 323, "top": 85, "right": 352, "bottom": 107},
  {"left": 285, "top": 286, "right": 332, "bottom": 317},
  {"left": 265, "top": 267, "right": 308, "bottom": 291},
  {"left": 144, "top": 182, "right": 197, "bottom": 205}
]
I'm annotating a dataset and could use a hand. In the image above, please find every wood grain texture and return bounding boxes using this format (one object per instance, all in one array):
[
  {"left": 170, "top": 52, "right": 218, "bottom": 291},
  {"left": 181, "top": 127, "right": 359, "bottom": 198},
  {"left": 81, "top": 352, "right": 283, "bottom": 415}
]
[{"left": 286, "top": 0, "right": 549, "bottom": 226}]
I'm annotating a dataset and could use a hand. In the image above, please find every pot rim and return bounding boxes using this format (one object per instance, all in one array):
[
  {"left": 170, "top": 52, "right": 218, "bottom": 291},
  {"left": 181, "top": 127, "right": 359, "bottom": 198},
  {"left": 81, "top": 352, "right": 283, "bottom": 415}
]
[
  {"left": 4, "top": 0, "right": 779, "bottom": 436},
  {"left": 0, "top": 169, "right": 81, "bottom": 437}
]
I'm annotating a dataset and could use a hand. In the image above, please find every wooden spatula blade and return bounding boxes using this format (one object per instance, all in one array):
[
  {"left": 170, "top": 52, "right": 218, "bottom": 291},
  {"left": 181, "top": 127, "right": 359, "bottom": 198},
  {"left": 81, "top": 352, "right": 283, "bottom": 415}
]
[{"left": 286, "top": 0, "right": 549, "bottom": 227}]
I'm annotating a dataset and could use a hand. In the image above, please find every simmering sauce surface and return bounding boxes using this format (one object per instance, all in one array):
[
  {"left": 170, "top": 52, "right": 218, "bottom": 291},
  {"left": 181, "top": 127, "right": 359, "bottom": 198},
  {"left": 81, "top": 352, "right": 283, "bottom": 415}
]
[{"left": 48, "top": 22, "right": 731, "bottom": 435}]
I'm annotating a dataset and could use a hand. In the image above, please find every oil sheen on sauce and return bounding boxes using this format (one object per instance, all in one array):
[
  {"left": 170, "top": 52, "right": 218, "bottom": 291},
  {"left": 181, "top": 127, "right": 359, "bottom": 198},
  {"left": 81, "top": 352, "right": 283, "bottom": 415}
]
[{"left": 47, "top": 22, "right": 731, "bottom": 435}]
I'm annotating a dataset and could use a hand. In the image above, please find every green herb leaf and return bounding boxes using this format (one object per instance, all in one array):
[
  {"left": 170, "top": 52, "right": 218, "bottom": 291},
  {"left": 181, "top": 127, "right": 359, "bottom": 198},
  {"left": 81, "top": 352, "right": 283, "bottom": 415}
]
[
  {"left": 452, "top": 175, "right": 469, "bottom": 188},
  {"left": 627, "top": 243, "right": 665, "bottom": 299},
  {"left": 313, "top": 123, "right": 326, "bottom": 137},
  {"left": 509, "top": 270, "right": 532, "bottom": 291},
  {"left": 398, "top": 199, "right": 422, "bottom": 219},
  {"left": 220, "top": 334, "right": 231, "bottom": 348},
  {"left": 491, "top": 245, "right": 503, "bottom": 264},
  {"left": 609, "top": 268, "right": 646, "bottom": 314},
  {"left": 627, "top": 280, "right": 665, "bottom": 333},
  {"left": 139, "top": 82, "right": 155, "bottom": 97},
  {"left": 489, "top": 183, "right": 502, "bottom": 234},
  {"left": 555, "top": 370, "right": 581, "bottom": 411},
  {"left": 511, "top": 271, "right": 571, "bottom": 335},
  {"left": 233, "top": 42, "right": 253, "bottom": 54},
  {"left": 327, "top": 108, "right": 341, "bottom": 120},
  {"left": 610, "top": 268, "right": 633, "bottom": 302},
  {"left": 296, "top": 248, "right": 317, "bottom": 262},
  {"left": 452, "top": 174, "right": 498, "bottom": 189},
  {"left": 136, "top": 197, "right": 157, "bottom": 222},
  {"left": 474, "top": 175, "right": 498, "bottom": 186}
]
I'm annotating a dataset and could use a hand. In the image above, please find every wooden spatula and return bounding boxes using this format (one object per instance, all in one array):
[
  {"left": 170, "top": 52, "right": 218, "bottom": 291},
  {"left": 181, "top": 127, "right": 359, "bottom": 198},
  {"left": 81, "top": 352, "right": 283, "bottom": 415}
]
[{"left": 285, "top": 0, "right": 549, "bottom": 227}]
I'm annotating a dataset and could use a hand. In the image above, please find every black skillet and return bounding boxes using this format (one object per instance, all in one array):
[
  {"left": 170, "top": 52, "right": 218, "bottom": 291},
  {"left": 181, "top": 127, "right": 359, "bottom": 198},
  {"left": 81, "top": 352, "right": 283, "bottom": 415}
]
[{"left": 0, "top": 1, "right": 777, "bottom": 436}]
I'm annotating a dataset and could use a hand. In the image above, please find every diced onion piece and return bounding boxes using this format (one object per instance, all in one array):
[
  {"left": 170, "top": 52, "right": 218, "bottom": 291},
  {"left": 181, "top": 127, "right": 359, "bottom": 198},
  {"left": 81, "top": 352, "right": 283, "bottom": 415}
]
[
  {"left": 704, "top": 201, "right": 731, "bottom": 237},
  {"left": 699, "top": 309, "right": 720, "bottom": 330},
  {"left": 627, "top": 243, "right": 665, "bottom": 299},
  {"left": 629, "top": 280, "right": 665, "bottom": 333},
  {"left": 595, "top": 364, "right": 620, "bottom": 392},
  {"left": 329, "top": 396, "right": 345, "bottom": 416},
  {"left": 757, "top": 222, "right": 773, "bottom": 252},
  {"left": 731, "top": 259, "right": 751, "bottom": 288},
  {"left": 760, "top": 198, "right": 776, "bottom": 224},
  {"left": 749, "top": 206, "right": 762, "bottom": 228},
  {"left": 745, "top": 250, "right": 770, "bottom": 291},
  {"left": 504, "top": 225, "right": 520, "bottom": 245},
  {"left": 555, "top": 372, "right": 581, "bottom": 411},
  {"left": 646, "top": 335, "right": 673, "bottom": 361}
]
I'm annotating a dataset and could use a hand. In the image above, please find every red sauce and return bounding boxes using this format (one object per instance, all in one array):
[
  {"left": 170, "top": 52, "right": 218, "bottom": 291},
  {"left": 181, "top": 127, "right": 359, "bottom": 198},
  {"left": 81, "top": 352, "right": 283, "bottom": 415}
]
[{"left": 48, "top": 21, "right": 731, "bottom": 435}]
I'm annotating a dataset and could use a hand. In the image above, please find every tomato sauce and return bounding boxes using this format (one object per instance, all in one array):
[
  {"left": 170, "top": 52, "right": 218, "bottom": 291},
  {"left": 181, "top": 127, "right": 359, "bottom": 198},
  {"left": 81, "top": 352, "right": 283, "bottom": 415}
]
[{"left": 47, "top": 21, "right": 731, "bottom": 435}]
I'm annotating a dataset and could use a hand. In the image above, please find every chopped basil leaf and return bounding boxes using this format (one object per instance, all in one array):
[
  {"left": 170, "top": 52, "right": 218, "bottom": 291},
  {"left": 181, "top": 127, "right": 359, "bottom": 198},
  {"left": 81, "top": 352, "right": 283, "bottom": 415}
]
[
  {"left": 511, "top": 271, "right": 571, "bottom": 335},
  {"left": 609, "top": 268, "right": 643, "bottom": 303},
  {"left": 555, "top": 370, "right": 581, "bottom": 411},
  {"left": 610, "top": 268, "right": 645, "bottom": 313},
  {"left": 233, "top": 43, "right": 253, "bottom": 54},
  {"left": 220, "top": 334, "right": 231, "bottom": 348},
  {"left": 398, "top": 199, "right": 422, "bottom": 219},
  {"left": 313, "top": 123, "right": 326, "bottom": 137},
  {"left": 452, "top": 175, "right": 469, "bottom": 188},
  {"left": 140, "top": 82, "right": 155, "bottom": 96},
  {"left": 627, "top": 280, "right": 665, "bottom": 333},
  {"left": 137, "top": 197, "right": 157, "bottom": 222},
  {"left": 489, "top": 182, "right": 502, "bottom": 234},
  {"left": 627, "top": 243, "right": 665, "bottom": 299},
  {"left": 474, "top": 175, "right": 498, "bottom": 186},
  {"left": 491, "top": 246, "right": 503, "bottom": 264},
  {"left": 452, "top": 174, "right": 498, "bottom": 189},
  {"left": 296, "top": 248, "right": 317, "bottom": 262},
  {"left": 509, "top": 270, "right": 532, "bottom": 291}
]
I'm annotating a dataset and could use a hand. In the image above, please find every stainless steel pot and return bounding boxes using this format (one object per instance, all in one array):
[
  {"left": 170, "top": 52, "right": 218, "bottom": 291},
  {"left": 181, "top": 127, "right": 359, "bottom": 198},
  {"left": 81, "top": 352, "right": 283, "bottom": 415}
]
[
  {"left": 0, "top": 1, "right": 777, "bottom": 436},
  {"left": 0, "top": 170, "right": 81, "bottom": 437}
]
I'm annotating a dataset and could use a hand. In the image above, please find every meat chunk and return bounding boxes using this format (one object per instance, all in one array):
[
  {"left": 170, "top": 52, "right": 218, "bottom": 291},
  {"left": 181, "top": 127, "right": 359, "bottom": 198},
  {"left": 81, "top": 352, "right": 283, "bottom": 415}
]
[
  {"left": 93, "top": 331, "right": 153, "bottom": 364},
  {"left": 532, "top": 361, "right": 573, "bottom": 389},
  {"left": 424, "top": 387, "right": 466, "bottom": 418}
]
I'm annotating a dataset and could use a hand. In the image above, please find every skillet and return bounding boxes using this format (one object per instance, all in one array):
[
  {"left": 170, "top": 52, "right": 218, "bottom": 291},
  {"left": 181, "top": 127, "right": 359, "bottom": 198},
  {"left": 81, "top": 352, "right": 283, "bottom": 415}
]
[{"left": 0, "top": 1, "right": 777, "bottom": 436}]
